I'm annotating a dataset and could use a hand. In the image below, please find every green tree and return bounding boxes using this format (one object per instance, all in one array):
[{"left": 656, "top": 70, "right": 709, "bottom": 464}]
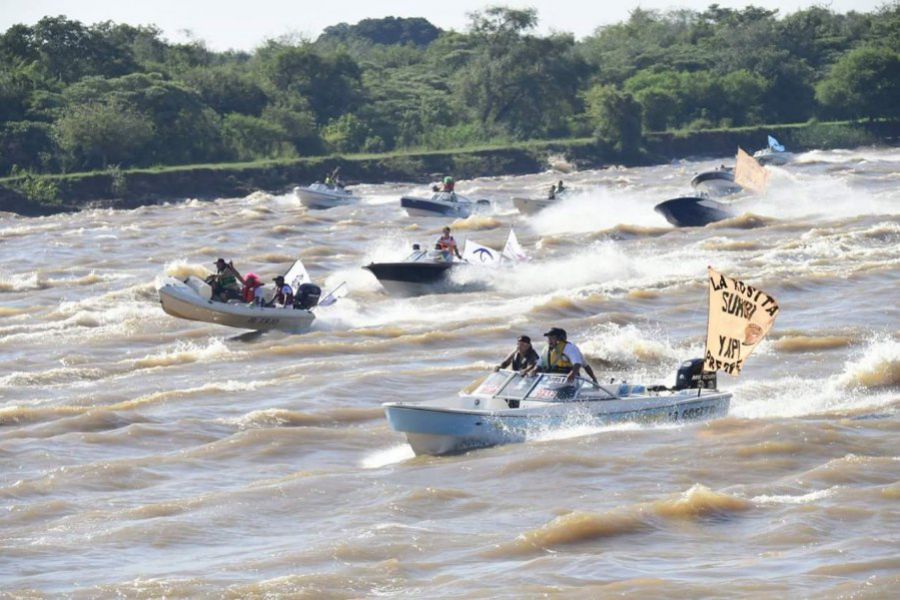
[
  {"left": 816, "top": 45, "right": 900, "bottom": 119},
  {"left": 583, "top": 84, "right": 643, "bottom": 157},
  {"left": 221, "top": 113, "right": 289, "bottom": 160},
  {"left": 52, "top": 100, "right": 154, "bottom": 170},
  {"left": 260, "top": 44, "right": 363, "bottom": 124},
  {"left": 457, "top": 7, "right": 582, "bottom": 139}
]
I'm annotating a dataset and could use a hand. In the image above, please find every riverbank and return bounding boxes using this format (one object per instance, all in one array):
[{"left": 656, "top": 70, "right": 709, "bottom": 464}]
[{"left": 1, "top": 119, "right": 897, "bottom": 217}]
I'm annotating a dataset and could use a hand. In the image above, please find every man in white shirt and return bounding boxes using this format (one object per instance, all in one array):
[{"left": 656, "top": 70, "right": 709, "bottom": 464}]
[{"left": 528, "top": 327, "right": 599, "bottom": 384}]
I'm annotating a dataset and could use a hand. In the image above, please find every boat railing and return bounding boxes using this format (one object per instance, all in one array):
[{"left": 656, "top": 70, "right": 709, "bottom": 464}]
[{"left": 470, "top": 370, "right": 619, "bottom": 403}]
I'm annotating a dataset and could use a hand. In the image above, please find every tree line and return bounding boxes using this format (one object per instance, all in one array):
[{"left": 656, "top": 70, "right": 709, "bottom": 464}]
[{"left": 1, "top": 4, "right": 898, "bottom": 176}]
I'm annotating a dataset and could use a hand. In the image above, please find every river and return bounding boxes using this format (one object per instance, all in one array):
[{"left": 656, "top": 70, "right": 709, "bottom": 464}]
[{"left": 1, "top": 147, "right": 898, "bottom": 597}]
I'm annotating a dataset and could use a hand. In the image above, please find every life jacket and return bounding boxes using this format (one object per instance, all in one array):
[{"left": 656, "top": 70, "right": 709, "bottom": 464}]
[
  {"left": 545, "top": 342, "right": 574, "bottom": 373},
  {"left": 242, "top": 277, "right": 261, "bottom": 302},
  {"left": 437, "top": 235, "right": 456, "bottom": 251}
]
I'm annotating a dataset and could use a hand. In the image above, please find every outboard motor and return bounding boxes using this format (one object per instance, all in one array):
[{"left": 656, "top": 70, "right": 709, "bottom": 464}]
[
  {"left": 674, "top": 358, "right": 717, "bottom": 390},
  {"left": 293, "top": 283, "right": 321, "bottom": 310}
]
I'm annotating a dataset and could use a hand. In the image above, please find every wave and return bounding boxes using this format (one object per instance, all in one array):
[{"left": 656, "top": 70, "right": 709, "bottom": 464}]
[
  {"left": 774, "top": 335, "right": 854, "bottom": 353},
  {"left": 230, "top": 407, "right": 382, "bottom": 429},
  {"left": 131, "top": 338, "right": 236, "bottom": 369},
  {"left": 489, "top": 484, "right": 749, "bottom": 556},
  {"left": 836, "top": 337, "right": 900, "bottom": 390},
  {"left": 450, "top": 215, "right": 502, "bottom": 231}
]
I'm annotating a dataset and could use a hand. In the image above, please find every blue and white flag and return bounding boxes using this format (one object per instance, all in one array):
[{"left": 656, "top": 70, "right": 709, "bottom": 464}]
[
  {"left": 767, "top": 135, "right": 785, "bottom": 152},
  {"left": 462, "top": 239, "right": 500, "bottom": 267}
]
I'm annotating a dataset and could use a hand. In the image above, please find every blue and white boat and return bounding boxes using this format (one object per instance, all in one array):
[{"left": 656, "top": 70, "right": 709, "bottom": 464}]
[
  {"left": 401, "top": 191, "right": 492, "bottom": 218},
  {"left": 384, "top": 361, "right": 731, "bottom": 455}
]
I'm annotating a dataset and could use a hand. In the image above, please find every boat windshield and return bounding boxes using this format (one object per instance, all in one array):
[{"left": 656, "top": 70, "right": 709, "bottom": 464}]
[
  {"left": 526, "top": 375, "right": 584, "bottom": 401},
  {"left": 403, "top": 249, "right": 429, "bottom": 262}
]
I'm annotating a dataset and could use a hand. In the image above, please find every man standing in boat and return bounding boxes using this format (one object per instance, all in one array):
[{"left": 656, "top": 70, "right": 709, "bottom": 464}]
[
  {"left": 435, "top": 226, "right": 462, "bottom": 262},
  {"left": 527, "top": 327, "right": 599, "bottom": 385},
  {"left": 495, "top": 335, "right": 540, "bottom": 372}
]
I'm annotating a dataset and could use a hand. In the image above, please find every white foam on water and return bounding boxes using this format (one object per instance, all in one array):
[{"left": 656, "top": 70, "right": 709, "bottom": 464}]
[
  {"left": 360, "top": 444, "right": 416, "bottom": 469},
  {"left": 731, "top": 336, "right": 900, "bottom": 419},
  {"left": 751, "top": 487, "right": 836, "bottom": 505},
  {"left": 529, "top": 187, "right": 671, "bottom": 235}
]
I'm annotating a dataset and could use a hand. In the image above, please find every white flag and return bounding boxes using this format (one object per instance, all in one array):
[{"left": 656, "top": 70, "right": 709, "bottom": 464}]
[
  {"left": 462, "top": 240, "right": 500, "bottom": 267},
  {"left": 705, "top": 267, "right": 779, "bottom": 376},
  {"left": 282, "top": 258, "right": 311, "bottom": 291},
  {"left": 502, "top": 229, "right": 528, "bottom": 263},
  {"left": 318, "top": 281, "right": 347, "bottom": 307}
]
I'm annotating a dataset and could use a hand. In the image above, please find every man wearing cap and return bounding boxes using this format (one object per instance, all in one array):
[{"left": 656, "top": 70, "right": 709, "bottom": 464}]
[
  {"left": 528, "top": 327, "right": 599, "bottom": 384},
  {"left": 270, "top": 275, "right": 294, "bottom": 308},
  {"left": 495, "top": 335, "right": 539, "bottom": 372},
  {"left": 208, "top": 258, "right": 244, "bottom": 302}
]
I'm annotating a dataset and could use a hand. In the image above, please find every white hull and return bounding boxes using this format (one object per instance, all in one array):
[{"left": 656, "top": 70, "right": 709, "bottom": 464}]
[
  {"left": 512, "top": 197, "right": 556, "bottom": 215},
  {"left": 384, "top": 371, "right": 731, "bottom": 455},
  {"left": 294, "top": 184, "right": 358, "bottom": 209},
  {"left": 158, "top": 277, "right": 315, "bottom": 332}
]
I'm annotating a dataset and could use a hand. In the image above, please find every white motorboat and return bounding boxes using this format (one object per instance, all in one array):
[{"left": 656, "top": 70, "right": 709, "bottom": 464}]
[
  {"left": 158, "top": 276, "right": 316, "bottom": 332},
  {"left": 294, "top": 183, "right": 358, "bottom": 209},
  {"left": 401, "top": 191, "right": 491, "bottom": 218},
  {"left": 384, "top": 360, "right": 731, "bottom": 456},
  {"left": 158, "top": 259, "right": 323, "bottom": 332},
  {"left": 752, "top": 148, "right": 794, "bottom": 166},
  {"left": 512, "top": 188, "right": 571, "bottom": 215},
  {"left": 752, "top": 135, "right": 793, "bottom": 166}
]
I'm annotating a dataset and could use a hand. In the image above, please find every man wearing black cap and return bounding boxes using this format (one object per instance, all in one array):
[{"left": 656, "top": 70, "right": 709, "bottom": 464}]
[
  {"left": 270, "top": 275, "right": 294, "bottom": 308},
  {"left": 207, "top": 258, "right": 244, "bottom": 302},
  {"left": 495, "top": 335, "right": 539, "bottom": 372},
  {"left": 528, "top": 327, "right": 599, "bottom": 384}
]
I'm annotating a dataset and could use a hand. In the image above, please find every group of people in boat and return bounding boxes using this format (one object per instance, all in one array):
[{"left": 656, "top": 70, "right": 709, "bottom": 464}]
[
  {"left": 206, "top": 258, "right": 314, "bottom": 309},
  {"left": 496, "top": 327, "right": 599, "bottom": 385},
  {"left": 547, "top": 180, "right": 566, "bottom": 199}
]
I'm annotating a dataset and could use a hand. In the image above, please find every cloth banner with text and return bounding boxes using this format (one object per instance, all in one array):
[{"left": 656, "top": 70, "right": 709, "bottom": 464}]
[
  {"left": 734, "top": 147, "right": 769, "bottom": 195},
  {"left": 705, "top": 267, "right": 779, "bottom": 375}
]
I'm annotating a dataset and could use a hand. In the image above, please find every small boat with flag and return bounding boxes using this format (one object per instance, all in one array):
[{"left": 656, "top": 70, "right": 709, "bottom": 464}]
[
  {"left": 383, "top": 267, "right": 779, "bottom": 455},
  {"left": 365, "top": 230, "right": 527, "bottom": 296},
  {"left": 752, "top": 135, "right": 794, "bottom": 166},
  {"left": 158, "top": 259, "right": 343, "bottom": 332},
  {"left": 384, "top": 365, "right": 731, "bottom": 456}
]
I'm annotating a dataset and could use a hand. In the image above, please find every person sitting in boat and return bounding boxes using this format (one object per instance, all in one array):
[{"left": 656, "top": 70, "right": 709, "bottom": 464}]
[
  {"left": 436, "top": 226, "right": 462, "bottom": 261},
  {"left": 324, "top": 167, "right": 344, "bottom": 188},
  {"left": 495, "top": 335, "right": 539, "bottom": 372},
  {"left": 441, "top": 176, "right": 455, "bottom": 193},
  {"left": 207, "top": 258, "right": 245, "bottom": 302},
  {"left": 556, "top": 180, "right": 565, "bottom": 193},
  {"left": 526, "top": 327, "right": 599, "bottom": 385},
  {"left": 548, "top": 184, "right": 556, "bottom": 199},
  {"left": 269, "top": 275, "right": 294, "bottom": 308},
  {"left": 241, "top": 273, "right": 266, "bottom": 305}
]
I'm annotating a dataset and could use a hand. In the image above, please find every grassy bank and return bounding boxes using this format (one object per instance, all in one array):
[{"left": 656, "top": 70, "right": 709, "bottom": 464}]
[{"left": 1, "top": 119, "right": 896, "bottom": 217}]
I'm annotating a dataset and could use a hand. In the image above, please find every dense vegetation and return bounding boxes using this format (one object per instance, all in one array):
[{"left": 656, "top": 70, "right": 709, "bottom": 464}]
[{"left": 1, "top": 4, "right": 898, "bottom": 177}]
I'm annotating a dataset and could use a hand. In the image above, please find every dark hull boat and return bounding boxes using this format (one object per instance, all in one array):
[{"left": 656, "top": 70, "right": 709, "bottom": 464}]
[
  {"left": 690, "top": 169, "right": 743, "bottom": 197},
  {"left": 365, "top": 261, "right": 461, "bottom": 296},
  {"left": 654, "top": 196, "right": 736, "bottom": 227}
]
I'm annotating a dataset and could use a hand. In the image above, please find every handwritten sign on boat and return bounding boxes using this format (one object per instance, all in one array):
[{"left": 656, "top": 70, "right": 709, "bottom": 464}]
[{"left": 705, "top": 267, "right": 779, "bottom": 375}]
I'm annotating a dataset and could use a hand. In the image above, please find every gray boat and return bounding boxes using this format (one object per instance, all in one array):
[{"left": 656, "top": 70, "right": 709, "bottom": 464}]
[{"left": 384, "top": 360, "right": 731, "bottom": 456}]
